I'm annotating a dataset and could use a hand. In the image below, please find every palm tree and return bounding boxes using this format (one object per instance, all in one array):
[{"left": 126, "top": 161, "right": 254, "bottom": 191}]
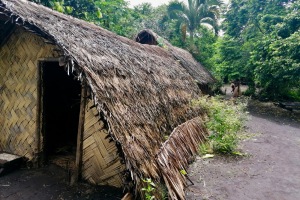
[{"left": 168, "top": 0, "right": 223, "bottom": 41}]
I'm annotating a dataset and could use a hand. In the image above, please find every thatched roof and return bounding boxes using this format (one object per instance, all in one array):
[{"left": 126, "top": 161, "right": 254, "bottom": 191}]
[
  {"left": 0, "top": 0, "right": 210, "bottom": 199},
  {"left": 135, "top": 29, "right": 215, "bottom": 85}
]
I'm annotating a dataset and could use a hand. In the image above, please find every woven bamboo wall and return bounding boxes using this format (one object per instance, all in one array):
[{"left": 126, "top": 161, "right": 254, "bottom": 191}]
[
  {"left": 0, "top": 27, "right": 58, "bottom": 160},
  {"left": 82, "top": 100, "right": 125, "bottom": 187}
]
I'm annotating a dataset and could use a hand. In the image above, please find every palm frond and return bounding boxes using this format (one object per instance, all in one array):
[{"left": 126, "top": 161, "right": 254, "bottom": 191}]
[
  {"left": 198, "top": 0, "right": 224, "bottom": 6},
  {"left": 200, "top": 17, "right": 219, "bottom": 34},
  {"left": 168, "top": 1, "right": 189, "bottom": 21},
  {"left": 167, "top": 0, "right": 221, "bottom": 39},
  {"left": 208, "top": 5, "right": 221, "bottom": 18},
  {"left": 200, "top": 16, "right": 214, "bottom": 25},
  {"left": 207, "top": 0, "right": 224, "bottom": 6},
  {"left": 168, "top": 1, "right": 185, "bottom": 14}
]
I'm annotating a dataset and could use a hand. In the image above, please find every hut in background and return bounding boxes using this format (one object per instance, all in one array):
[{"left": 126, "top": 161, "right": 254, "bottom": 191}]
[
  {"left": 135, "top": 29, "right": 215, "bottom": 94},
  {"left": 0, "top": 0, "right": 212, "bottom": 199}
]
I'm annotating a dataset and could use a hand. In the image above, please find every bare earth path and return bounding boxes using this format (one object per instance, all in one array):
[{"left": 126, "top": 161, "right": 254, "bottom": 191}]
[{"left": 186, "top": 100, "right": 300, "bottom": 200}]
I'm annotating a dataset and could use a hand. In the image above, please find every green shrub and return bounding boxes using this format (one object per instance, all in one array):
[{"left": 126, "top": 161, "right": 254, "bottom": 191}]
[
  {"left": 198, "top": 142, "right": 213, "bottom": 155},
  {"left": 141, "top": 179, "right": 168, "bottom": 200},
  {"left": 193, "top": 96, "right": 248, "bottom": 154},
  {"left": 243, "top": 87, "right": 255, "bottom": 96},
  {"left": 285, "top": 87, "right": 300, "bottom": 101},
  {"left": 142, "top": 178, "right": 156, "bottom": 200}
]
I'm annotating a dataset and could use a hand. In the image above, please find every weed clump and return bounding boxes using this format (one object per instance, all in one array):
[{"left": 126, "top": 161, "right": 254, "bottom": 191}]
[{"left": 193, "top": 96, "right": 248, "bottom": 154}]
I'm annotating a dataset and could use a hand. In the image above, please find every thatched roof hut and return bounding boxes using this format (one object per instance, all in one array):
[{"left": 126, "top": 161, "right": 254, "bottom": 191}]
[
  {"left": 135, "top": 29, "right": 215, "bottom": 93},
  {"left": 0, "top": 0, "right": 211, "bottom": 199}
]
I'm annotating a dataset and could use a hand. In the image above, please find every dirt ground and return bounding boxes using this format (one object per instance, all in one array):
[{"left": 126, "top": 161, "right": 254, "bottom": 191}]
[
  {"left": 186, "top": 99, "right": 300, "bottom": 200},
  {"left": 0, "top": 164, "right": 124, "bottom": 200}
]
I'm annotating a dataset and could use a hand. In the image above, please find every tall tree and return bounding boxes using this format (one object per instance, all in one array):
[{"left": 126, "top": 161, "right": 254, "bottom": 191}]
[
  {"left": 215, "top": 0, "right": 299, "bottom": 100},
  {"left": 30, "top": 0, "right": 134, "bottom": 37},
  {"left": 251, "top": 1, "right": 300, "bottom": 99},
  {"left": 131, "top": 3, "right": 168, "bottom": 36},
  {"left": 223, "top": 0, "right": 291, "bottom": 38},
  {"left": 167, "top": 0, "right": 223, "bottom": 41}
]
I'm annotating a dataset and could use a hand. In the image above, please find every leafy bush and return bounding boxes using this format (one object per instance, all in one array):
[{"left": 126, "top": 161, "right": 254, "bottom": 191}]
[
  {"left": 193, "top": 96, "right": 248, "bottom": 154},
  {"left": 198, "top": 142, "right": 213, "bottom": 155},
  {"left": 243, "top": 87, "right": 255, "bottom": 97},
  {"left": 284, "top": 87, "right": 300, "bottom": 101},
  {"left": 142, "top": 178, "right": 156, "bottom": 200},
  {"left": 141, "top": 178, "right": 168, "bottom": 200}
]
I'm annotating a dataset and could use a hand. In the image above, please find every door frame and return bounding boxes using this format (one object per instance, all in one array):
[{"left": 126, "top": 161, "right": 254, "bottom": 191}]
[{"left": 37, "top": 58, "right": 86, "bottom": 183}]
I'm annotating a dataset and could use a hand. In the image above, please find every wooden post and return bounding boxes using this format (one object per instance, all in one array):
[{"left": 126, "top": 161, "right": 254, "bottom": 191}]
[
  {"left": 71, "top": 82, "right": 87, "bottom": 185},
  {"left": 34, "top": 60, "right": 45, "bottom": 167},
  {"left": 35, "top": 62, "right": 42, "bottom": 167}
]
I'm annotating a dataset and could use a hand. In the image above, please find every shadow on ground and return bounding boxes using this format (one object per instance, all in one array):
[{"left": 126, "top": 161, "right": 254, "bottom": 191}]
[{"left": 0, "top": 164, "right": 124, "bottom": 200}]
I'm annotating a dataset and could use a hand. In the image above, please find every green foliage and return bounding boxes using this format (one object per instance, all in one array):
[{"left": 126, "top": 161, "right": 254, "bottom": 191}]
[
  {"left": 180, "top": 169, "right": 187, "bottom": 175},
  {"left": 215, "top": 0, "right": 300, "bottom": 100},
  {"left": 142, "top": 178, "right": 156, "bottom": 200},
  {"left": 92, "top": 0, "right": 133, "bottom": 35},
  {"left": 131, "top": 4, "right": 173, "bottom": 39},
  {"left": 243, "top": 87, "right": 255, "bottom": 97},
  {"left": 286, "top": 88, "right": 300, "bottom": 101},
  {"left": 250, "top": 1, "right": 300, "bottom": 100},
  {"left": 31, "top": 0, "right": 135, "bottom": 37},
  {"left": 167, "top": 0, "right": 222, "bottom": 41},
  {"left": 193, "top": 96, "right": 248, "bottom": 154},
  {"left": 198, "top": 142, "right": 213, "bottom": 155},
  {"left": 157, "top": 38, "right": 168, "bottom": 49},
  {"left": 192, "top": 26, "right": 218, "bottom": 70}
]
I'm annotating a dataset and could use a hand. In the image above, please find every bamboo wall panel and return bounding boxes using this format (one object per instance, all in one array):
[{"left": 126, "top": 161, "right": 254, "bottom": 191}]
[
  {"left": 82, "top": 100, "right": 125, "bottom": 187},
  {"left": 0, "top": 27, "right": 58, "bottom": 160}
]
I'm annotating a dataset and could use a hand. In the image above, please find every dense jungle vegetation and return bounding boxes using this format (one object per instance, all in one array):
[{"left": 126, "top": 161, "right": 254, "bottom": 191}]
[{"left": 32, "top": 0, "right": 300, "bottom": 101}]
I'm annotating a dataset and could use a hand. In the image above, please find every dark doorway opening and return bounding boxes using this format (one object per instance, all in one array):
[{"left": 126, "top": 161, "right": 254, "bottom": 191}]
[
  {"left": 42, "top": 62, "right": 81, "bottom": 169},
  {"left": 135, "top": 30, "right": 158, "bottom": 45}
]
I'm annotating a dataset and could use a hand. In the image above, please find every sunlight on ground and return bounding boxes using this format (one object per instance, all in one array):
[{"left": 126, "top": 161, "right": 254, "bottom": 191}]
[{"left": 221, "top": 84, "right": 249, "bottom": 97}]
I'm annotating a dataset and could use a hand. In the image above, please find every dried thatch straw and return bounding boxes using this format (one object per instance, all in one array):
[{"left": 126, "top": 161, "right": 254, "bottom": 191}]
[
  {"left": 0, "top": 0, "right": 212, "bottom": 199},
  {"left": 157, "top": 117, "right": 208, "bottom": 199},
  {"left": 135, "top": 29, "right": 215, "bottom": 86}
]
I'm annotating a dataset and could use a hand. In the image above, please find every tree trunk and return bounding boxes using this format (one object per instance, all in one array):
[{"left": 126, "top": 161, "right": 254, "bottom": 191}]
[{"left": 190, "top": 30, "right": 194, "bottom": 42}]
